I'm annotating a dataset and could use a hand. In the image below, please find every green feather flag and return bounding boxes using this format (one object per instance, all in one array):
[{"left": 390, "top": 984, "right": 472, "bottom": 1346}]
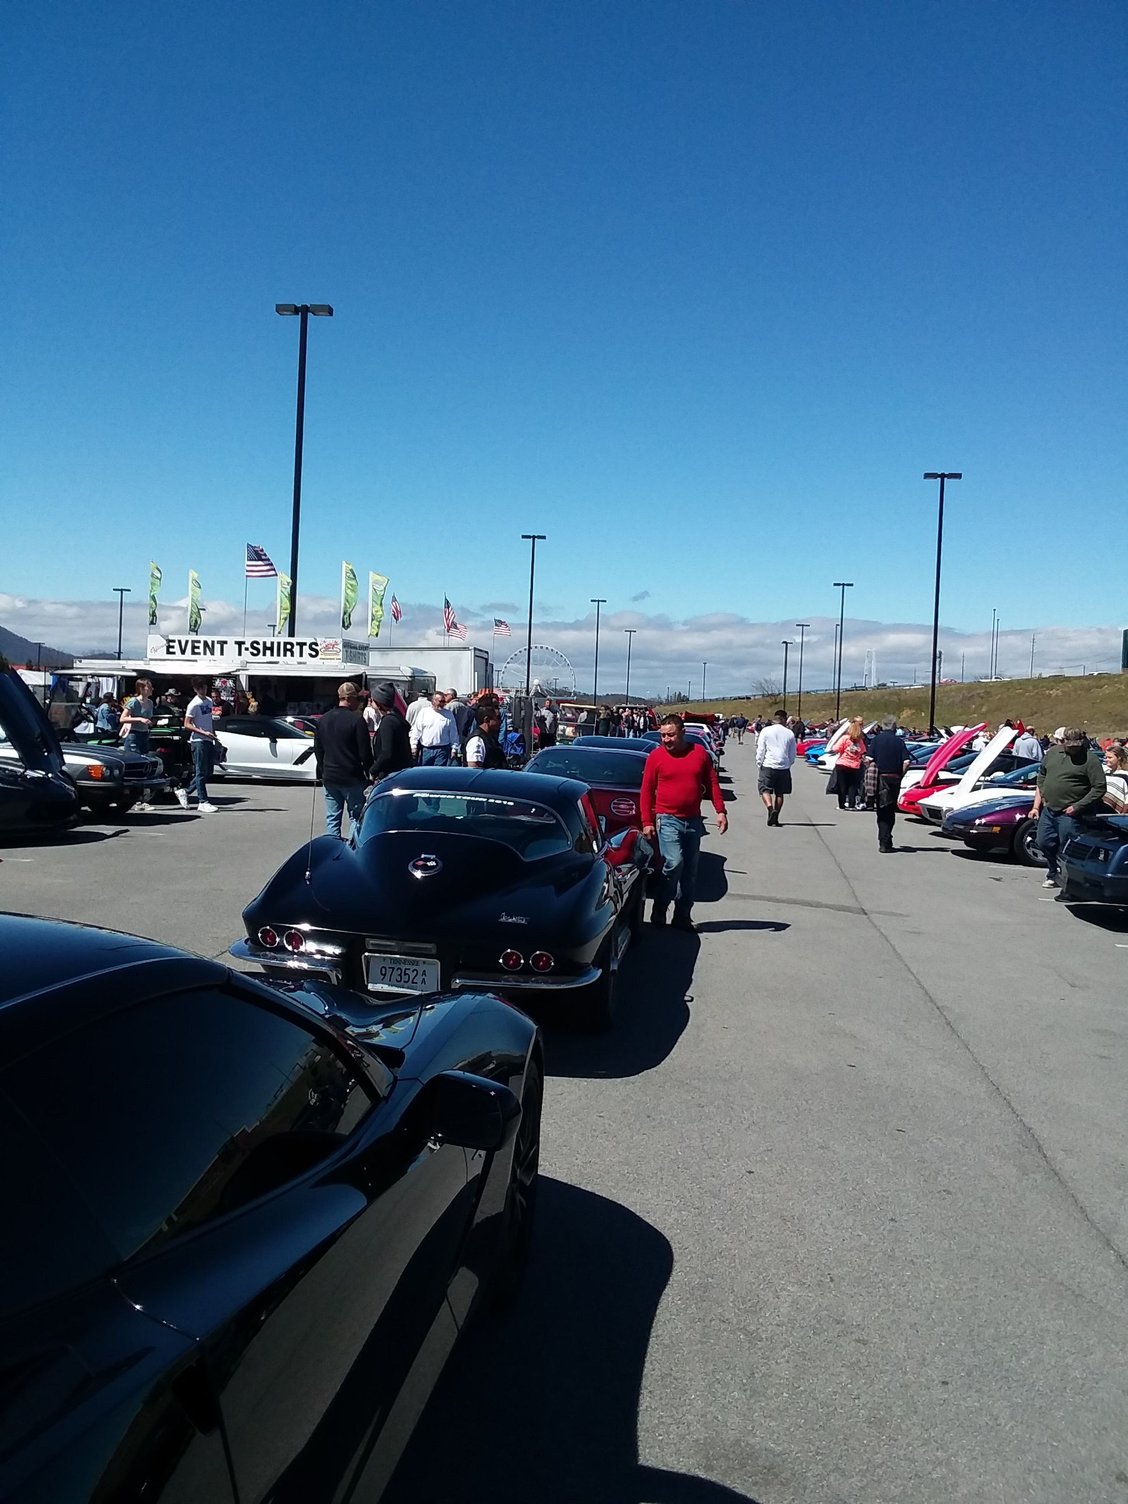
[
  {"left": 276, "top": 573, "right": 292, "bottom": 636},
  {"left": 187, "top": 571, "right": 202, "bottom": 634},
  {"left": 368, "top": 571, "right": 389, "bottom": 638},
  {"left": 341, "top": 561, "right": 359, "bottom": 632},
  {"left": 148, "top": 562, "right": 162, "bottom": 627}
]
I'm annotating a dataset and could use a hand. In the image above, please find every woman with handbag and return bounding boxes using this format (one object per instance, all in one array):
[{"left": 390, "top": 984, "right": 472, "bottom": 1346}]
[{"left": 834, "top": 717, "right": 866, "bottom": 810}]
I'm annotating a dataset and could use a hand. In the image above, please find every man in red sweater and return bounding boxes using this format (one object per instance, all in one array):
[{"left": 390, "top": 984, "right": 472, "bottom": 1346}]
[{"left": 641, "top": 714, "right": 728, "bottom": 932}]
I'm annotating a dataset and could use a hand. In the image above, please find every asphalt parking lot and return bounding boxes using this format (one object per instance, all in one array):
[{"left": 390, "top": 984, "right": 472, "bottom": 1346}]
[{"left": 5, "top": 754, "right": 1128, "bottom": 1503}]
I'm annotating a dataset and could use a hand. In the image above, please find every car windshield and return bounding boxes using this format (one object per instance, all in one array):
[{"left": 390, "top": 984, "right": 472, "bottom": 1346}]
[
  {"left": 528, "top": 748, "right": 646, "bottom": 789},
  {"left": 359, "top": 789, "right": 572, "bottom": 859}
]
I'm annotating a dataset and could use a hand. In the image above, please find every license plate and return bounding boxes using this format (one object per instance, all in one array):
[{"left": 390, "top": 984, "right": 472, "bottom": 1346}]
[{"left": 364, "top": 954, "right": 441, "bottom": 994}]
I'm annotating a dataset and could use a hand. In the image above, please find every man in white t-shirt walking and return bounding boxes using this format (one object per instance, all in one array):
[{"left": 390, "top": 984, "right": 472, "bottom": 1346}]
[
  {"left": 184, "top": 677, "right": 220, "bottom": 812},
  {"left": 755, "top": 709, "right": 797, "bottom": 827}
]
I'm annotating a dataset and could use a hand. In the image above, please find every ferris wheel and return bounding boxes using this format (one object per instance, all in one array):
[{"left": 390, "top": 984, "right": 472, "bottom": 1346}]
[{"left": 495, "top": 644, "right": 576, "bottom": 698}]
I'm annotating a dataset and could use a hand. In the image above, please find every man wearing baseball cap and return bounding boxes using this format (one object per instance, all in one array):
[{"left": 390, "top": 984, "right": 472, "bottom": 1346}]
[{"left": 1030, "top": 727, "right": 1105, "bottom": 889}]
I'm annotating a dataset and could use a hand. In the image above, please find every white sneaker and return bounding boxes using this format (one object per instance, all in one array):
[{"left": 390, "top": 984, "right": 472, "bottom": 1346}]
[
  {"left": 134, "top": 802, "right": 152, "bottom": 813},
  {"left": 174, "top": 787, "right": 190, "bottom": 808},
  {"left": 197, "top": 802, "right": 219, "bottom": 813},
  {"left": 1041, "top": 876, "right": 1057, "bottom": 888}
]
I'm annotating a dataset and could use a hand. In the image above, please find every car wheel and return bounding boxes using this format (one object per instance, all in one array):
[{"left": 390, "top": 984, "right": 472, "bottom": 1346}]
[
  {"left": 579, "top": 935, "right": 618, "bottom": 1033},
  {"left": 491, "top": 1058, "right": 542, "bottom": 1309},
  {"left": 1013, "top": 818, "right": 1046, "bottom": 867}
]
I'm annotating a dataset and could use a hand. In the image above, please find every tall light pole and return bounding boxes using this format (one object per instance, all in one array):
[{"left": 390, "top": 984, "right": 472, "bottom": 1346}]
[
  {"left": 701, "top": 661, "right": 708, "bottom": 700},
  {"left": 113, "top": 587, "right": 131, "bottom": 658},
  {"left": 521, "top": 533, "right": 546, "bottom": 695},
  {"left": 795, "top": 622, "right": 810, "bottom": 720},
  {"left": 833, "top": 582, "right": 853, "bottom": 717},
  {"left": 276, "top": 302, "right": 333, "bottom": 635},
  {"left": 623, "top": 628, "right": 637, "bottom": 703},
  {"left": 990, "top": 607, "right": 997, "bottom": 678},
  {"left": 923, "top": 472, "right": 961, "bottom": 734},
  {"left": 1029, "top": 633, "right": 1036, "bottom": 678},
  {"left": 590, "top": 598, "right": 607, "bottom": 701},
  {"left": 992, "top": 613, "right": 1001, "bottom": 678},
  {"left": 781, "top": 639, "right": 794, "bottom": 713}
]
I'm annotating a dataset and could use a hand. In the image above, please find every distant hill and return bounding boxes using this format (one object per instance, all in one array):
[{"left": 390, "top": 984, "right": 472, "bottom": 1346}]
[
  {"left": 668, "top": 672, "right": 1128, "bottom": 738},
  {"left": 0, "top": 624, "right": 75, "bottom": 669}
]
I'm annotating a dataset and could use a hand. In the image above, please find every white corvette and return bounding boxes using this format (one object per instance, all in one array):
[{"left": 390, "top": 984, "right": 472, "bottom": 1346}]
[{"left": 213, "top": 715, "right": 317, "bottom": 782}]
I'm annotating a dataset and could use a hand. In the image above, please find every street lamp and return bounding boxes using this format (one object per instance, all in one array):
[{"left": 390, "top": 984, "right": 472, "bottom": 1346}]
[
  {"left": 590, "top": 598, "right": 607, "bottom": 701},
  {"left": 795, "top": 623, "right": 810, "bottom": 719},
  {"left": 276, "top": 302, "right": 334, "bottom": 635},
  {"left": 113, "top": 587, "right": 131, "bottom": 658},
  {"left": 923, "top": 472, "right": 962, "bottom": 734},
  {"left": 781, "top": 639, "right": 794, "bottom": 713},
  {"left": 701, "top": 661, "right": 708, "bottom": 700},
  {"left": 521, "top": 533, "right": 546, "bottom": 695},
  {"left": 623, "top": 628, "right": 637, "bottom": 703},
  {"left": 832, "top": 582, "right": 854, "bottom": 716}
]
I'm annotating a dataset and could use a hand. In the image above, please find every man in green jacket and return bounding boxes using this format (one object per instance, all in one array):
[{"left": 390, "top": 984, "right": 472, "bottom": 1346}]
[{"left": 1030, "top": 727, "right": 1106, "bottom": 888}]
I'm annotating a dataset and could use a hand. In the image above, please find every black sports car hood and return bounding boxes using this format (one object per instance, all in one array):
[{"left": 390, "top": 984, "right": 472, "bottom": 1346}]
[
  {"left": 0, "top": 669, "right": 66, "bottom": 775},
  {"left": 304, "top": 830, "right": 590, "bottom": 933}
]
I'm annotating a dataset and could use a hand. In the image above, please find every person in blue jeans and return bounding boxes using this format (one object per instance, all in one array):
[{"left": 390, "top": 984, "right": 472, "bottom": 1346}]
[
  {"left": 1030, "top": 727, "right": 1106, "bottom": 888},
  {"left": 184, "top": 677, "right": 220, "bottom": 813},
  {"left": 640, "top": 714, "right": 727, "bottom": 932},
  {"left": 313, "top": 682, "right": 374, "bottom": 839}
]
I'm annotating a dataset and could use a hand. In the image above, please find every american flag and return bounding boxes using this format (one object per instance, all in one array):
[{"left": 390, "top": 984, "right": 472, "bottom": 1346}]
[
  {"left": 443, "top": 598, "right": 468, "bottom": 640},
  {"left": 390, "top": 595, "right": 402, "bottom": 623},
  {"left": 493, "top": 618, "right": 512, "bottom": 636},
  {"left": 245, "top": 544, "right": 278, "bottom": 578}
]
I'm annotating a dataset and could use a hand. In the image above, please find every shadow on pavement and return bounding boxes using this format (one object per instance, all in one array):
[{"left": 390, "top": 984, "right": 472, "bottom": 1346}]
[
  {"left": 1, "top": 827, "right": 128, "bottom": 849},
  {"left": 696, "top": 852, "right": 728, "bottom": 902},
  {"left": 543, "top": 931, "right": 698, "bottom": 1079},
  {"left": 694, "top": 919, "right": 789, "bottom": 934},
  {"left": 384, "top": 1178, "right": 763, "bottom": 1504},
  {"left": 1062, "top": 904, "right": 1128, "bottom": 932}
]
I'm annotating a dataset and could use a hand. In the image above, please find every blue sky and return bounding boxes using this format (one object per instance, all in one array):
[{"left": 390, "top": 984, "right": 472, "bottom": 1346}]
[{"left": 4, "top": 1, "right": 1125, "bottom": 689}]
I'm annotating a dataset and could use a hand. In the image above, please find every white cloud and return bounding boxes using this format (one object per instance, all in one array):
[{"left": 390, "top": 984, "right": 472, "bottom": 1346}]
[{"left": 1, "top": 593, "right": 1121, "bottom": 695}]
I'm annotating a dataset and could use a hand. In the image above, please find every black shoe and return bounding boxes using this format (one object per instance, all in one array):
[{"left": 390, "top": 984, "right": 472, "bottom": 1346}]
[
  {"left": 766, "top": 808, "right": 776, "bottom": 826},
  {"left": 671, "top": 914, "right": 697, "bottom": 933},
  {"left": 879, "top": 844, "right": 893, "bottom": 853},
  {"left": 650, "top": 907, "right": 668, "bottom": 927}
]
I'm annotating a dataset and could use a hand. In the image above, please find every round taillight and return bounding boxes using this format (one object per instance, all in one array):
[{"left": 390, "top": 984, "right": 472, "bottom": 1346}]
[
  {"left": 530, "top": 950, "right": 554, "bottom": 973},
  {"left": 500, "top": 949, "right": 524, "bottom": 972},
  {"left": 283, "top": 929, "right": 305, "bottom": 952},
  {"left": 257, "top": 926, "right": 279, "bottom": 949},
  {"left": 609, "top": 798, "right": 636, "bottom": 817}
]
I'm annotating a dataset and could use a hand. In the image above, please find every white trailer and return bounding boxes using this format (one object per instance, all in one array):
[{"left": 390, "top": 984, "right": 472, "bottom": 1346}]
[{"left": 366, "top": 644, "right": 491, "bottom": 697}]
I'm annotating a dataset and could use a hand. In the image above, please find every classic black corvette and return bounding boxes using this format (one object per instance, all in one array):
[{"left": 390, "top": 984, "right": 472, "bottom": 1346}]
[
  {"left": 234, "top": 766, "right": 648, "bottom": 1030},
  {"left": 0, "top": 913, "right": 541, "bottom": 1503}
]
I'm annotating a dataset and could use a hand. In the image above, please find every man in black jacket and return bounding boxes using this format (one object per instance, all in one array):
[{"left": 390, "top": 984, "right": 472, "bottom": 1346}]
[
  {"left": 313, "top": 682, "right": 373, "bottom": 839},
  {"left": 369, "top": 682, "right": 413, "bottom": 783}
]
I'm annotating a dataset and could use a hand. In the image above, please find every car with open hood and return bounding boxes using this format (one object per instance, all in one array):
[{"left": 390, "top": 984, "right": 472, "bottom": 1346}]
[
  {"left": 0, "top": 666, "right": 80, "bottom": 834},
  {"left": 233, "top": 766, "right": 648, "bottom": 1030}
]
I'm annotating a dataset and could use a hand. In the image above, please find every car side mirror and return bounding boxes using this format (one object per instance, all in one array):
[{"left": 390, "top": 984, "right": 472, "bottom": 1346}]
[{"left": 428, "top": 1070, "right": 522, "bottom": 1152}]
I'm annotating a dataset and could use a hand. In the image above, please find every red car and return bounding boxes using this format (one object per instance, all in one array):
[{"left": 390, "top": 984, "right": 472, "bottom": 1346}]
[{"left": 524, "top": 743, "right": 659, "bottom": 872}]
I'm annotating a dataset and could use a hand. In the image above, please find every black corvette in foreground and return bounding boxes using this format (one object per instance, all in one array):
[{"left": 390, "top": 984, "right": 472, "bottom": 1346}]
[
  {"left": 0, "top": 914, "right": 541, "bottom": 1503},
  {"left": 234, "top": 766, "right": 649, "bottom": 1030}
]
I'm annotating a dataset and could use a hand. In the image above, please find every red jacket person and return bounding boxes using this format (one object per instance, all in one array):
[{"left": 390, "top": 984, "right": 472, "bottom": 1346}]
[{"left": 640, "top": 714, "right": 727, "bottom": 933}]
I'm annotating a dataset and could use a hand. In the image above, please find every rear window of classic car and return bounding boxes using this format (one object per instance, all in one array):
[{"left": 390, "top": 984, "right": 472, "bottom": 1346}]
[
  {"left": 360, "top": 789, "right": 572, "bottom": 858},
  {"left": 530, "top": 749, "right": 646, "bottom": 789}
]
